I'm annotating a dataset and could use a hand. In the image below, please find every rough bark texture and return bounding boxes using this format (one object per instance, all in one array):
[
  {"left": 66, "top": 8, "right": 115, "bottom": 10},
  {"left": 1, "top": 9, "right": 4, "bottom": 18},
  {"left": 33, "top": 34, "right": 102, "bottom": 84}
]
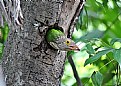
[{"left": 1, "top": 0, "right": 85, "bottom": 86}]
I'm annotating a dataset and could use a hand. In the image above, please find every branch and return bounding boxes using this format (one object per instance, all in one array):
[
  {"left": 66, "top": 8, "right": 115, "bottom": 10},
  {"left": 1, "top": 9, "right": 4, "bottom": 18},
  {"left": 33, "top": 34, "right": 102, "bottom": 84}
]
[
  {"left": 68, "top": 56, "right": 82, "bottom": 86},
  {"left": 58, "top": 0, "right": 85, "bottom": 37}
]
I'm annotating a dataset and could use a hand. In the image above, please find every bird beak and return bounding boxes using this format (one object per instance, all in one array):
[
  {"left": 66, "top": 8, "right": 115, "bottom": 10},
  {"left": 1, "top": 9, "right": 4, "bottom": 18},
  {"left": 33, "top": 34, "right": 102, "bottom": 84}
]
[{"left": 69, "top": 45, "right": 80, "bottom": 51}]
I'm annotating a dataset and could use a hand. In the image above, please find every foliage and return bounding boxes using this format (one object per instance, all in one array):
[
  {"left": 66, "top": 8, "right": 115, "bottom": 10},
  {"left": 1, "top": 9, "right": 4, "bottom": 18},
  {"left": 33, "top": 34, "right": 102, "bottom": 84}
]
[
  {"left": 0, "top": 24, "right": 9, "bottom": 59},
  {"left": 62, "top": 0, "right": 121, "bottom": 86},
  {"left": 84, "top": 48, "right": 114, "bottom": 66},
  {"left": 91, "top": 71, "right": 103, "bottom": 86}
]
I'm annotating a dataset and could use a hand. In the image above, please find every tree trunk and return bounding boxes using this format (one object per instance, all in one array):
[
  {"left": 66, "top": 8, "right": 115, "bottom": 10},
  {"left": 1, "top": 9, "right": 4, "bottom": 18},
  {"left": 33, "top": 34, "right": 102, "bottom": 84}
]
[{"left": 1, "top": 0, "right": 84, "bottom": 86}]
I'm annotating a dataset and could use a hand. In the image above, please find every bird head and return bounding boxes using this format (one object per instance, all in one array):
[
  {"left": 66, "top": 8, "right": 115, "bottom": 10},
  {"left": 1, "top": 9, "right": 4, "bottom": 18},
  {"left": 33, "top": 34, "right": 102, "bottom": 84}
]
[
  {"left": 46, "top": 29, "right": 80, "bottom": 51},
  {"left": 56, "top": 37, "right": 80, "bottom": 51},
  {"left": 48, "top": 35, "right": 80, "bottom": 51}
]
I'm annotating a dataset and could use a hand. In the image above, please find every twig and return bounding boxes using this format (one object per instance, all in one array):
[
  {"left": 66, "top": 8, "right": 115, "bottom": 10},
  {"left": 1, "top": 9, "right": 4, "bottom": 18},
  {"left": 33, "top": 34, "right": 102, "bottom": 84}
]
[{"left": 68, "top": 56, "right": 82, "bottom": 86}]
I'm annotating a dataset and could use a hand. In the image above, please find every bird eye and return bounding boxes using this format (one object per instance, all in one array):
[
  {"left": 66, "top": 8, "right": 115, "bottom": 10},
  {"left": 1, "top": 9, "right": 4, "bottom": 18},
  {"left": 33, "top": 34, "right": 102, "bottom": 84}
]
[{"left": 65, "top": 40, "right": 70, "bottom": 45}]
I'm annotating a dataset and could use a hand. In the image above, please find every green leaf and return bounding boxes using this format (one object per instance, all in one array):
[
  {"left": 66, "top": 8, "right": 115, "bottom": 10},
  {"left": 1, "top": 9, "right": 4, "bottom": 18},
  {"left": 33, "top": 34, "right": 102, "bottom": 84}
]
[
  {"left": 76, "top": 21, "right": 81, "bottom": 31},
  {"left": 76, "top": 30, "right": 104, "bottom": 43},
  {"left": 113, "top": 48, "right": 121, "bottom": 68},
  {"left": 1, "top": 24, "right": 9, "bottom": 43},
  {"left": 103, "top": 73, "right": 115, "bottom": 84},
  {"left": 81, "top": 77, "right": 90, "bottom": 84},
  {"left": 0, "top": 43, "right": 3, "bottom": 53},
  {"left": 76, "top": 14, "right": 82, "bottom": 31},
  {"left": 86, "top": 44, "right": 95, "bottom": 55},
  {"left": 110, "top": 38, "right": 121, "bottom": 45},
  {"left": 3, "top": 24, "right": 9, "bottom": 42},
  {"left": 103, "top": 0, "right": 108, "bottom": 7},
  {"left": 84, "top": 48, "right": 114, "bottom": 66},
  {"left": 67, "top": 51, "right": 75, "bottom": 57},
  {"left": 0, "top": 43, "right": 4, "bottom": 58},
  {"left": 91, "top": 71, "right": 103, "bottom": 86}
]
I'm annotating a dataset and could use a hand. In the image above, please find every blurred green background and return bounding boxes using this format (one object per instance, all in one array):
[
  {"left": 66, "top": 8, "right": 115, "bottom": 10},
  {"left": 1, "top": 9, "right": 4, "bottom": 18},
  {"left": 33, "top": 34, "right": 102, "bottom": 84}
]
[
  {"left": 61, "top": 0, "right": 121, "bottom": 86},
  {"left": 0, "top": 0, "right": 121, "bottom": 86},
  {"left": 0, "top": 23, "right": 9, "bottom": 59}
]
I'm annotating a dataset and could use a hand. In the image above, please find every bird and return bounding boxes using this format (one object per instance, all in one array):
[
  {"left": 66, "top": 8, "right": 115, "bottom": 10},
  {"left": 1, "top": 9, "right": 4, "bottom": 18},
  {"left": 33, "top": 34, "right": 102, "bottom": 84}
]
[{"left": 46, "top": 29, "right": 80, "bottom": 51}]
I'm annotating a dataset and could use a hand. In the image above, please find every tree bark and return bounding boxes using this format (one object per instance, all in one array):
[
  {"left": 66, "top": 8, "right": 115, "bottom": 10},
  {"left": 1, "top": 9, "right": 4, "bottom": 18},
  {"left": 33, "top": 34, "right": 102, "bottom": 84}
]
[{"left": 1, "top": 0, "right": 84, "bottom": 86}]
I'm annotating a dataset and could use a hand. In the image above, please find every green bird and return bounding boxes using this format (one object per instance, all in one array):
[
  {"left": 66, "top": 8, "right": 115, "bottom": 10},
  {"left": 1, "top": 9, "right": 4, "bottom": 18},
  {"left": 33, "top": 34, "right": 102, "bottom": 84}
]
[{"left": 46, "top": 29, "right": 80, "bottom": 51}]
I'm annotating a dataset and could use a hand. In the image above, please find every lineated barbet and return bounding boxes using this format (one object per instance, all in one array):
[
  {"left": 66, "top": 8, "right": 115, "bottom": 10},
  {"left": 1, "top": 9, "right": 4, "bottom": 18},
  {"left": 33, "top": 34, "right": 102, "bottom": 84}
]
[{"left": 46, "top": 29, "right": 80, "bottom": 51}]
